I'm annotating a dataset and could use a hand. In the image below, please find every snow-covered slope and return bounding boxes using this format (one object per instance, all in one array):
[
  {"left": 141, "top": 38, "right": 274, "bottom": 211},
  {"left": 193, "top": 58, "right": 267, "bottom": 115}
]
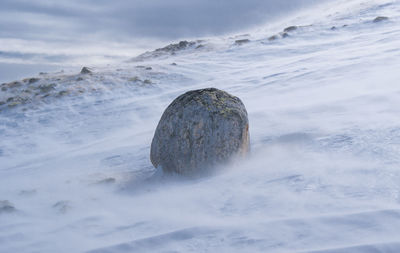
[{"left": 1, "top": 0, "right": 400, "bottom": 252}]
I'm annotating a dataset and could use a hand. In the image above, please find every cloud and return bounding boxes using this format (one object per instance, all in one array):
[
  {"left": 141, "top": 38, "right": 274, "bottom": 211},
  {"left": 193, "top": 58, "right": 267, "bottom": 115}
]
[{"left": 0, "top": 0, "right": 324, "bottom": 42}]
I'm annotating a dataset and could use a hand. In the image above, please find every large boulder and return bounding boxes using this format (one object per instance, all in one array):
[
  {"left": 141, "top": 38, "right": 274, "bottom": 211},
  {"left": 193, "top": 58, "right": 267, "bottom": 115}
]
[{"left": 150, "top": 88, "right": 250, "bottom": 175}]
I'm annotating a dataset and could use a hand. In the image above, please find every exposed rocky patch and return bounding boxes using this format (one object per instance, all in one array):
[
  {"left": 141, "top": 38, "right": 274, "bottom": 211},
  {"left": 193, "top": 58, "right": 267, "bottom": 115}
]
[
  {"left": 266, "top": 25, "right": 301, "bottom": 42},
  {"left": 283, "top": 26, "right": 298, "bottom": 32},
  {"left": 281, "top": 32, "right": 290, "bottom": 38},
  {"left": 0, "top": 68, "right": 160, "bottom": 111},
  {"left": 235, "top": 39, "right": 250, "bottom": 45},
  {"left": 143, "top": 79, "right": 152, "bottom": 85},
  {"left": 0, "top": 77, "right": 73, "bottom": 110},
  {"left": 132, "top": 40, "right": 205, "bottom": 60},
  {"left": 135, "top": 65, "right": 153, "bottom": 70},
  {"left": 268, "top": 35, "right": 279, "bottom": 41},
  {"left": 150, "top": 88, "right": 250, "bottom": 176},
  {"left": 26, "top": 77, "right": 40, "bottom": 84},
  {"left": 128, "top": 76, "right": 154, "bottom": 87},
  {"left": 373, "top": 16, "right": 389, "bottom": 23},
  {"left": 267, "top": 32, "right": 290, "bottom": 42},
  {"left": 156, "top": 40, "right": 196, "bottom": 52},
  {"left": 80, "top": 67, "right": 93, "bottom": 74},
  {"left": 0, "top": 200, "right": 16, "bottom": 214}
]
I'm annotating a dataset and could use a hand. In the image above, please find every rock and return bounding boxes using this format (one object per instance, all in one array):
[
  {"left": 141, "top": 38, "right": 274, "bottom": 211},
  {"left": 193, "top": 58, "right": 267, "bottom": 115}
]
[
  {"left": 0, "top": 200, "right": 16, "bottom": 213},
  {"left": 150, "top": 88, "right": 250, "bottom": 176},
  {"left": 28, "top": 78, "right": 40, "bottom": 84},
  {"left": 283, "top": 26, "right": 298, "bottom": 32},
  {"left": 373, "top": 16, "right": 389, "bottom": 23},
  {"left": 38, "top": 83, "right": 57, "bottom": 93},
  {"left": 330, "top": 26, "right": 337, "bottom": 30},
  {"left": 235, "top": 39, "right": 250, "bottom": 45},
  {"left": 133, "top": 40, "right": 198, "bottom": 60},
  {"left": 282, "top": 32, "right": 289, "bottom": 38},
  {"left": 177, "top": 40, "right": 191, "bottom": 48},
  {"left": 155, "top": 40, "right": 196, "bottom": 53},
  {"left": 6, "top": 96, "right": 28, "bottom": 107},
  {"left": 145, "top": 67, "right": 152, "bottom": 70},
  {"left": 57, "top": 90, "right": 69, "bottom": 97},
  {"left": 268, "top": 35, "right": 279, "bottom": 41},
  {"left": 80, "top": 67, "right": 92, "bottom": 74},
  {"left": 171, "top": 62, "right": 178, "bottom": 66},
  {"left": 143, "top": 79, "right": 152, "bottom": 84},
  {"left": 7, "top": 81, "right": 22, "bottom": 88}
]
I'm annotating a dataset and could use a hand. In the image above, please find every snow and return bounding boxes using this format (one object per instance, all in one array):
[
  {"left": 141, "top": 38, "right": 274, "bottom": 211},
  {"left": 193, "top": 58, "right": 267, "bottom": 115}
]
[{"left": 1, "top": 0, "right": 400, "bottom": 252}]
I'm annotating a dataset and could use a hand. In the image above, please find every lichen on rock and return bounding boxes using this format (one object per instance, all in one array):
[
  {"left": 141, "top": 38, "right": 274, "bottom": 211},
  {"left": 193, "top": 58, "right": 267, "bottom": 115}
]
[{"left": 150, "top": 88, "right": 250, "bottom": 176}]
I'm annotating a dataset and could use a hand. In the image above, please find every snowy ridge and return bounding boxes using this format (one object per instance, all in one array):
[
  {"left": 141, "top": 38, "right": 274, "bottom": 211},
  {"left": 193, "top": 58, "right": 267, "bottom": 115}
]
[{"left": 1, "top": 0, "right": 400, "bottom": 252}]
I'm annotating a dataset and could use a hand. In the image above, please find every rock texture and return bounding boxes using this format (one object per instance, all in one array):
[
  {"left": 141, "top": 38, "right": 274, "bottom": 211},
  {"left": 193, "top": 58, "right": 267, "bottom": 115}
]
[
  {"left": 373, "top": 16, "right": 389, "bottom": 23},
  {"left": 150, "top": 88, "right": 250, "bottom": 175}
]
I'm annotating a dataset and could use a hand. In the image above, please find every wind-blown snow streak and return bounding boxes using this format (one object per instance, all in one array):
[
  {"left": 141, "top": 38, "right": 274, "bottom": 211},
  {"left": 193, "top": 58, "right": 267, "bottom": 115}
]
[{"left": 1, "top": 0, "right": 400, "bottom": 252}]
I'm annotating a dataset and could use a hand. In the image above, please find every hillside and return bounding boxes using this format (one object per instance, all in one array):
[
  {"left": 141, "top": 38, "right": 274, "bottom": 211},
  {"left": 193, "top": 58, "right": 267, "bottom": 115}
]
[{"left": 1, "top": 0, "right": 400, "bottom": 252}]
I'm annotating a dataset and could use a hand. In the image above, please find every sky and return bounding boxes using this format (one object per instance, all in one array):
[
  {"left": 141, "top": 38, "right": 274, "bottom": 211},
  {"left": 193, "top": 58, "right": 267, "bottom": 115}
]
[
  {"left": 0, "top": 0, "right": 322, "bottom": 40},
  {"left": 0, "top": 0, "right": 324, "bottom": 82}
]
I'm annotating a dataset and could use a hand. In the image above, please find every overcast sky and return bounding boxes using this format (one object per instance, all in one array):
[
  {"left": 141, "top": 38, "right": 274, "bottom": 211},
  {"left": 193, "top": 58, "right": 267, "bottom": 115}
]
[{"left": 0, "top": 0, "right": 323, "bottom": 42}]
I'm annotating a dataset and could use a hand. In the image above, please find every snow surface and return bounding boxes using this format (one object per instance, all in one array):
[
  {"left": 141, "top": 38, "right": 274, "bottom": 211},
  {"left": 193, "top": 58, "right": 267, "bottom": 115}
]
[{"left": 1, "top": 0, "right": 400, "bottom": 252}]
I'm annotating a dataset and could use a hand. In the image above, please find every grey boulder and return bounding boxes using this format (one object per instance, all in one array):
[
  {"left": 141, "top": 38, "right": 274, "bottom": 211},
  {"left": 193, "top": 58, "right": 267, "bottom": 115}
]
[{"left": 150, "top": 88, "right": 250, "bottom": 176}]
